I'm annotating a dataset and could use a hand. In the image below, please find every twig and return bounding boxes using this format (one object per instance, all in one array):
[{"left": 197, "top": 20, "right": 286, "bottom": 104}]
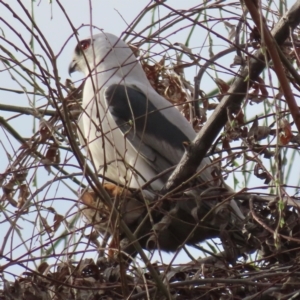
[
  {"left": 163, "top": 0, "right": 300, "bottom": 192},
  {"left": 244, "top": 0, "right": 300, "bottom": 132}
]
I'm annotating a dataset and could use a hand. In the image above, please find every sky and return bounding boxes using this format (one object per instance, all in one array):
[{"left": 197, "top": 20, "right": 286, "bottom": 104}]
[
  {"left": 1, "top": 0, "right": 298, "bottom": 283},
  {"left": 1, "top": 0, "right": 224, "bottom": 281}
]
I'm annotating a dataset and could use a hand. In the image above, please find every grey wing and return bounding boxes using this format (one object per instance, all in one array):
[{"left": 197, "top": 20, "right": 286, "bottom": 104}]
[
  {"left": 105, "top": 84, "right": 190, "bottom": 179},
  {"left": 105, "top": 84, "right": 244, "bottom": 218}
]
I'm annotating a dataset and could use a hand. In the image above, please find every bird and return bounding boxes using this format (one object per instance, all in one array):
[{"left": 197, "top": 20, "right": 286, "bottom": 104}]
[
  {"left": 68, "top": 31, "right": 216, "bottom": 191},
  {"left": 69, "top": 32, "right": 247, "bottom": 257}
]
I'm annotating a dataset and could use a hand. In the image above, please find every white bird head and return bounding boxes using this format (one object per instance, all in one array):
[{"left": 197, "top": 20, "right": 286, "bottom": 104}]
[{"left": 68, "top": 32, "right": 148, "bottom": 87}]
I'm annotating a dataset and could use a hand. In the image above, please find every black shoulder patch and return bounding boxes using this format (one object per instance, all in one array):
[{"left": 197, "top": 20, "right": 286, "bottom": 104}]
[{"left": 105, "top": 84, "right": 189, "bottom": 150}]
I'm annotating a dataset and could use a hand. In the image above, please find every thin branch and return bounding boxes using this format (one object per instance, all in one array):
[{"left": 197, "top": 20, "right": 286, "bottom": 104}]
[
  {"left": 163, "top": 0, "right": 300, "bottom": 192},
  {"left": 0, "top": 103, "right": 56, "bottom": 117},
  {"left": 244, "top": 0, "right": 300, "bottom": 131}
]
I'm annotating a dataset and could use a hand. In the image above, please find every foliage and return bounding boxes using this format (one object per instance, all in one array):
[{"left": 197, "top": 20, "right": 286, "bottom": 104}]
[{"left": 1, "top": 0, "right": 300, "bottom": 299}]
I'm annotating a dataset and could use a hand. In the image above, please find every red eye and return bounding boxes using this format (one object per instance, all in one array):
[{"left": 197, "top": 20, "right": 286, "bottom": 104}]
[
  {"left": 80, "top": 40, "right": 90, "bottom": 50},
  {"left": 75, "top": 39, "right": 92, "bottom": 55}
]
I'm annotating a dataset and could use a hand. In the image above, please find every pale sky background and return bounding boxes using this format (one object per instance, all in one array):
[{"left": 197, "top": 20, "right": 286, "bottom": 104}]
[
  {"left": 0, "top": 0, "right": 298, "bottom": 283},
  {"left": 1, "top": 0, "right": 222, "bottom": 281}
]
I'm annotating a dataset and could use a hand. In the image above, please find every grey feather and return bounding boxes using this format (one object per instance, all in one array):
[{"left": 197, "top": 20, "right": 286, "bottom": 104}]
[{"left": 69, "top": 32, "right": 215, "bottom": 189}]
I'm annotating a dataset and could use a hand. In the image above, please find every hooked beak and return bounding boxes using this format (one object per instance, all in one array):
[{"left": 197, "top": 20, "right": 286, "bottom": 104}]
[{"left": 68, "top": 60, "right": 77, "bottom": 76}]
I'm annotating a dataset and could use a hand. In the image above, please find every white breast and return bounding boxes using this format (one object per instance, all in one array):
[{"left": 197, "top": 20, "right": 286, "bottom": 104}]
[{"left": 78, "top": 77, "right": 164, "bottom": 190}]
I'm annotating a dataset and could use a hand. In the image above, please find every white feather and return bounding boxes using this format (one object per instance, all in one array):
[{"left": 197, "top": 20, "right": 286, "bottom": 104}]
[{"left": 70, "top": 32, "right": 214, "bottom": 189}]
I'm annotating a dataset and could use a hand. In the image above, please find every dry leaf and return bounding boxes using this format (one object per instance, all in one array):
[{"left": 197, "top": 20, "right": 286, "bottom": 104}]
[
  {"left": 53, "top": 214, "right": 64, "bottom": 232},
  {"left": 41, "top": 158, "right": 52, "bottom": 174},
  {"left": 222, "top": 138, "right": 233, "bottom": 157},
  {"left": 248, "top": 78, "right": 268, "bottom": 104},
  {"left": 37, "top": 262, "right": 49, "bottom": 274},
  {"left": 128, "top": 43, "right": 140, "bottom": 57},
  {"left": 224, "top": 21, "right": 236, "bottom": 41},
  {"left": 248, "top": 118, "right": 272, "bottom": 141},
  {"left": 207, "top": 103, "right": 218, "bottom": 110},
  {"left": 257, "top": 77, "right": 268, "bottom": 99},
  {"left": 12, "top": 171, "right": 28, "bottom": 184},
  {"left": 17, "top": 184, "right": 30, "bottom": 209},
  {"left": 215, "top": 78, "right": 230, "bottom": 94},
  {"left": 3, "top": 182, "right": 14, "bottom": 196},
  {"left": 45, "top": 144, "right": 60, "bottom": 164},
  {"left": 40, "top": 216, "right": 53, "bottom": 234},
  {"left": 278, "top": 118, "right": 292, "bottom": 145},
  {"left": 291, "top": 133, "right": 300, "bottom": 145},
  {"left": 39, "top": 120, "right": 52, "bottom": 143},
  {"left": 230, "top": 55, "right": 243, "bottom": 67},
  {"left": 254, "top": 163, "right": 272, "bottom": 184},
  {"left": 174, "top": 42, "right": 193, "bottom": 55}
]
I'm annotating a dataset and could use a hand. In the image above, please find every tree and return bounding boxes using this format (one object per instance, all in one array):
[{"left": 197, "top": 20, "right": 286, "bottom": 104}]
[{"left": 1, "top": 1, "right": 300, "bottom": 299}]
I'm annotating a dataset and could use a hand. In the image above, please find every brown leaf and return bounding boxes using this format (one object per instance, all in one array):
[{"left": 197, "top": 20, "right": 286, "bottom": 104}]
[
  {"left": 46, "top": 206, "right": 56, "bottom": 213},
  {"left": 80, "top": 190, "right": 97, "bottom": 206},
  {"left": 257, "top": 77, "right": 269, "bottom": 98},
  {"left": 278, "top": 118, "right": 293, "bottom": 145},
  {"left": 19, "top": 140, "right": 33, "bottom": 149},
  {"left": 103, "top": 183, "right": 145, "bottom": 225},
  {"left": 80, "top": 190, "right": 111, "bottom": 233},
  {"left": 173, "top": 53, "right": 185, "bottom": 75},
  {"left": 230, "top": 55, "right": 243, "bottom": 67},
  {"left": 78, "top": 258, "right": 100, "bottom": 279},
  {"left": 291, "top": 133, "right": 300, "bottom": 145},
  {"left": 250, "top": 95, "right": 266, "bottom": 104},
  {"left": 37, "top": 262, "right": 49, "bottom": 274},
  {"left": 215, "top": 78, "right": 230, "bottom": 94},
  {"left": 251, "top": 145, "right": 275, "bottom": 158},
  {"left": 128, "top": 43, "right": 140, "bottom": 57},
  {"left": 222, "top": 138, "right": 233, "bottom": 157},
  {"left": 235, "top": 110, "right": 245, "bottom": 125},
  {"left": 41, "top": 158, "right": 52, "bottom": 174},
  {"left": 275, "top": 91, "right": 283, "bottom": 99},
  {"left": 3, "top": 182, "right": 14, "bottom": 196},
  {"left": 53, "top": 214, "right": 64, "bottom": 232},
  {"left": 207, "top": 103, "right": 218, "bottom": 110},
  {"left": 251, "top": 126, "right": 271, "bottom": 141},
  {"left": 12, "top": 171, "right": 28, "bottom": 184},
  {"left": 174, "top": 42, "right": 193, "bottom": 55},
  {"left": 39, "top": 120, "right": 52, "bottom": 143},
  {"left": 103, "top": 182, "right": 132, "bottom": 198},
  {"left": 250, "top": 26, "right": 261, "bottom": 42},
  {"left": 254, "top": 163, "right": 272, "bottom": 184},
  {"left": 40, "top": 216, "right": 53, "bottom": 234},
  {"left": 2, "top": 182, "right": 18, "bottom": 206},
  {"left": 248, "top": 77, "right": 268, "bottom": 104},
  {"left": 84, "top": 231, "right": 101, "bottom": 248},
  {"left": 65, "top": 78, "right": 83, "bottom": 103},
  {"left": 45, "top": 144, "right": 60, "bottom": 164},
  {"left": 248, "top": 82, "right": 262, "bottom": 104},
  {"left": 17, "top": 184, "right": 30, "bottom": 209},
  {"left": 248, "top": 117, "right": 272, "bottom": 141},
  {"left": 244, "top": 154, "right": 258, "bottom": 162},
  {"left": 80, "top": 184, "right": 146, "bottom": 237},
  {"left": 66, "top": 102, "right": 82, "bottom": 120}
]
